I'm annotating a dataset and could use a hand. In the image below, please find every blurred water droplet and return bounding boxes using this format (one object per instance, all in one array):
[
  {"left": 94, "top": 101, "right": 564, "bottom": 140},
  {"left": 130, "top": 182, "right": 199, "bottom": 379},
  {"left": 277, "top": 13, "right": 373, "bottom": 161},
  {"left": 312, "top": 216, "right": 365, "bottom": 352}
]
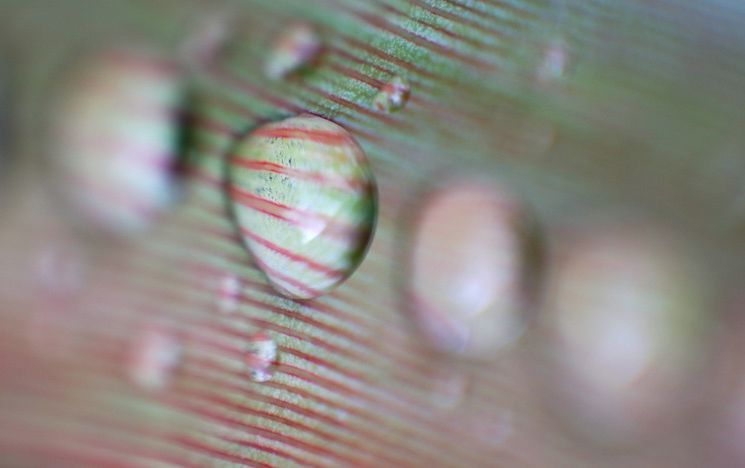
[
  {"left": 34, "top": 245, "right": 85, "bottom": 298},
  {"left": 128, "top": 327, "right": 182, "bottom": 391},
  {"left": 536, "top": 38, "right": 570, "bottom": 83},
  {"left": 182, "top": 10, "right": 236, "bottom": 70},
  {"left": 246, "top": 331, "right": 277, "bottom": 382},
  {"left": 471, "top": 410, "right": 513, "bottom": 447},
  {"left": 52, "top": 48, "right": 184, "bottom": 234},
  {"left": 333, "top": 407, "right": 350, "bottom": 422},
  {"left": 264, "top": 23, "right": 322, "bottom": 80},
  {"left": 228, "top": 113, "right": 377, "bottom": 299},
  {"left": 373, "top": 76, "right": 410, "bottom": 112},
  {"left": 407, "top": 182, "right": 542, "bottom": 357},
  {"left": 216, "top": 274, "right": 241, "bottom": 313},
  {"left": 546, "top": 225, "right": 713, "bottom": 444},
  {"left": 429, "top": 368, "right": 468, "bottom": 411}
]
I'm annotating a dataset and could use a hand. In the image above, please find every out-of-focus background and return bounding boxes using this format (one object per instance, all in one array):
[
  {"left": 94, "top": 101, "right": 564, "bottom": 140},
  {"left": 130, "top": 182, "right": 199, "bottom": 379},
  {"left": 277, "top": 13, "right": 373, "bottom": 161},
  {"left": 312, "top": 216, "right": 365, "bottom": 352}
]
[{"left": 0, "top": 0, "right": 744, "bottom": 466}]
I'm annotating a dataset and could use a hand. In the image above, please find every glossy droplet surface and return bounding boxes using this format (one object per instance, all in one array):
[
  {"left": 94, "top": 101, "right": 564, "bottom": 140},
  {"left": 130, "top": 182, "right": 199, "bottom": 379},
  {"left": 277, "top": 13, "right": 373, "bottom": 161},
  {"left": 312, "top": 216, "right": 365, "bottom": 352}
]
[
  {"left": 264, "top": 23, "right": 322, "bottom": 79},
  {"left": 246, "top": 331, "right": 277, "bottom": 382},
  {"left": 228, "top": 114, "right": 377, "bottom": 299},
  {"left": 52, "top": 48, "right": 183, "bottom": 234},
  {"left": 546, "top": 226, "right": 712, "bottom": 444},
  {"left": 216, "top": 274, "right": 241, "bottom": 313},
  {"left": 373, "top": 76, "right": 410, "bottom": 112},
  {"left": 408, "top": 182, "right": 541, "bottom": 357},
  {"left": 128, "top": 327, "right": 182, "bottom": 391}
]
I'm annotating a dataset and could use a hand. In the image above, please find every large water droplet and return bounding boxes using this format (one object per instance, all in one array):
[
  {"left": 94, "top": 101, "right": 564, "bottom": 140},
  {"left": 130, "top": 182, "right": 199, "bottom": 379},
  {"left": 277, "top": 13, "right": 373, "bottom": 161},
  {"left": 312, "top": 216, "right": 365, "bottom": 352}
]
[
  {"left": 216, "top": 274, "right": 241, "bottom": 313},
  {"left": 128, "top": 327, "right": 182, "bottom": 391},
  {"left": 373, "top": 76, "right": 410, "bottom": 113},
  {"left": 407, "top": 182, "right": 541, "bottom": 357},
  {"left": 264, "top": 23, "right": 322, "bottom": 80},
  {"left": 545, "top": 225, "right": 713, "bottom": 444},
  {"left": 51, "top": 48, "right": 184, "bottom": 234},
  {"left": 228, "top": 113, "right": 377, "bottom": 300},
  {"left": 246, "top": 331, "right": 277, "bottom": 382}
]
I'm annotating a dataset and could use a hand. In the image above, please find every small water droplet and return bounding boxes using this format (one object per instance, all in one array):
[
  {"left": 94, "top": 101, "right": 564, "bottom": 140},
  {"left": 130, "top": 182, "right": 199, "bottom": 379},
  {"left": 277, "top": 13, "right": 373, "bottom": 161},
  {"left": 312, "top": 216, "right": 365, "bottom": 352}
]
[
  {"left": 332, "top": 407, "right": 350, "bottom": 422},
  {"left": 264, "top": 23, "right": 322, "bottom": 80},
  {"left": 373, "top": 76, "right": 410, "bottom": 112},
  {"left": 227, "top": 113, "right": 377, "bottom": 299},
  {"left": 470, "top": 410, "right": 513, "bottom": 447},
  {"left": 128, "top": 327, "right": 182, "bottom": 391},
  {"left": 216, "top": 274, "right": 241, "bottom": 313},
  {"left": 536, "top": 38, "right": 571, "bottom": 83},
  {"left": 246, "top": 331, "right": 277, "bottom": 382},
  {"left": 407, "top": 182, "right": 541, "bottom": 357},
  {"left": 428, "top": 368, "right": 468, "bottom": 411},
  {"left": 52, "top": 48, "right": 184, "bottom": 234},
  {"left": 182, "top": 10, "right": 236, "bottom": 69},
  {"left": 34, "top": 245, "right": 85, "bottom": 298}
]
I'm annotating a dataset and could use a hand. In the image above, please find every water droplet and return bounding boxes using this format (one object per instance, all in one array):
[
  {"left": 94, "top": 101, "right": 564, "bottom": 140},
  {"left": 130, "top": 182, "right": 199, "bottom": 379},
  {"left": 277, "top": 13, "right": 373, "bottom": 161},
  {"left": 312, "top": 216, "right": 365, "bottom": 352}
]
[
  {"left": 52, "top": 48, "right": 184, "bottom": 234},
  {"left": 227, "top": 113, "right": 377, "bottom": 300},
  {"left": 428, "top": 368, "right": 468, "bottom": 411},
  {"left": 546, "top": 225, "right": 712, "bottom": 443},
  {"left": 181, "top": 10, "right": 236, "bottom": 69},
  {"left": 332, "top": 407, "right": 350, "bottom": 422},
  {"left": 470, "top": 410, "right": 513, "bottom": 447},
  {"left": 128, "top": 327, "right": 182, "bottom": 391},
  {"left": 536, "top": 38, "right": 571, "bottom": 83},
  {"left": 34, "top": 245, "right": 85, "bottom": 298},
  {"left": 246, "top": 331, "right": 277, "bottom": 382},
  {"left": 216, "top": 274, "right": 241, "bottom": 313},
  {"left": 264, "top": 23, "right": 322, "bottom": 80},
  {"left": 407, "top": 182, "right": 541, "bottom": 357},
  {"left": 373, "top": 76, "right": 410, "bottom": 112}
]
